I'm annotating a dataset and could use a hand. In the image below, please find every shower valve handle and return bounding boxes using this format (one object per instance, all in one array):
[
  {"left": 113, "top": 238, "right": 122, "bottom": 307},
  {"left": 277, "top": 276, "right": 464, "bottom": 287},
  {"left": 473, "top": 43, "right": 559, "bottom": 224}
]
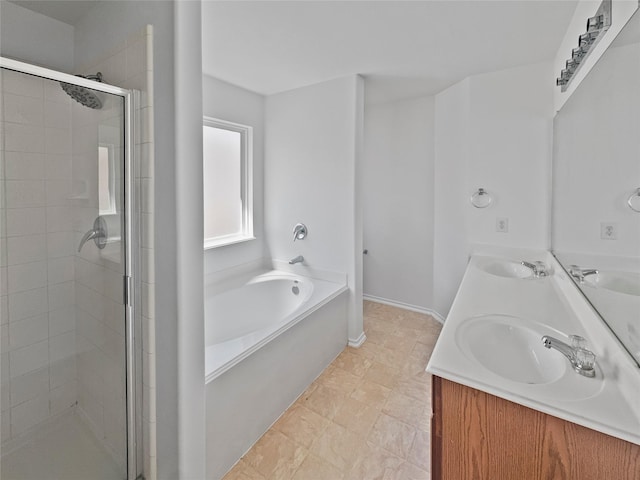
[{"left": 78, "top": 216, "right": 108, "bottom": 252}]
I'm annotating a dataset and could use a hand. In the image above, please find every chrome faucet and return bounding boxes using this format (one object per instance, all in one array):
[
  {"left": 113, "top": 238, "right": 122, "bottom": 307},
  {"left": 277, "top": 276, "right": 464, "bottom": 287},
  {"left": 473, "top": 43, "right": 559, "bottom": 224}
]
[
  {"left": 78, "top": 216, "right": 108, "bottom": 252},
  {"left": 289, "top": 255, "right": 304, "bottom": 265},
  {"left": 521, "top": 260, "right": 549, "bottom": 277},
  {"left": 541, "top": 335, "right": 596, "bottom": 378},
  {"left": 568, "top": 265, "right": 599, "bottom": 283}
]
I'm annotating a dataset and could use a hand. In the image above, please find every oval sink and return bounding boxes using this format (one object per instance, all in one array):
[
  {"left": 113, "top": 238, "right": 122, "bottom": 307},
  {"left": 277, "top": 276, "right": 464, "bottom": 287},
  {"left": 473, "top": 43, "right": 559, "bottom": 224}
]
[
  {"left": 475, "top": 259, "right": 533, "bottom": 279},
  {"left": 456, "top": 315, "right": 566, "bottom": 384},
  {"left": 583, "top": 271, "right": 640, "bottom": 296}
]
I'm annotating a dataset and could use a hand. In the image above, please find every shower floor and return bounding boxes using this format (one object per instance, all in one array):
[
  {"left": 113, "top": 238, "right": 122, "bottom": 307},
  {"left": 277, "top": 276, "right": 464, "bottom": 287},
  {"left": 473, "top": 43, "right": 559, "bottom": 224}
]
[{"left": 1, "top": 412, "right": 124, "bottom": 480}]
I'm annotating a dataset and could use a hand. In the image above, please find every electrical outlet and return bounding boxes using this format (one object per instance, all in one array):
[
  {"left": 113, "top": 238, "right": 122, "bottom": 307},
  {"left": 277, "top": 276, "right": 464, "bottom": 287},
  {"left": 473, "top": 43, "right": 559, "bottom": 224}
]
[
  {"left": 600, "top": 222, "right": 617, "bottom": 240},
  {"left": 496, "top": 217, "right": 509, "bottom": 233}
]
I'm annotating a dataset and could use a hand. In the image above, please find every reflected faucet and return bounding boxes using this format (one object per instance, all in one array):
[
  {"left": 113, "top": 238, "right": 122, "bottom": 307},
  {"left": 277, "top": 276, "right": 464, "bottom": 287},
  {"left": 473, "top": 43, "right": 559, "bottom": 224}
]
[
  {"left": 568, "top": 265, "right": 599, "bottom": 283},
  {"left": 541, "top": 335, "right": 596, "bottom": 378},
  {"left": 289, "top": 255, "right": 304, "bottom": 265}
]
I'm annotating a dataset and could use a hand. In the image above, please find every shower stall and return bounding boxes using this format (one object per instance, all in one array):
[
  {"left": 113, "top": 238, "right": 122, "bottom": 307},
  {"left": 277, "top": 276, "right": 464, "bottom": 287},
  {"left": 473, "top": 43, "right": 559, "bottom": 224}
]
[{"left": 0, "top": 57, "right": 141, "bottom": 480}]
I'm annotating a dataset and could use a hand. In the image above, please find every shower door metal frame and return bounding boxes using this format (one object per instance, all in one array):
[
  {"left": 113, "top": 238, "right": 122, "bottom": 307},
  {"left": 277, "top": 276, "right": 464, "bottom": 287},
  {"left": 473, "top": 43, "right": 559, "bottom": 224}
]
[{"left": 0, "top": 56, "right": 142, "bottom": 480}]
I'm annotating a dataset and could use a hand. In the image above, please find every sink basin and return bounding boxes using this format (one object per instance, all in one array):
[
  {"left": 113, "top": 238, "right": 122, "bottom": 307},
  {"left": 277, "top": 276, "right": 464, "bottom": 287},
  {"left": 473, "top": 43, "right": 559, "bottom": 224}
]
[
  {"left": 456, "top": 315, "right": 566, "bottom": 384},
  {"left": 475, "top": 259, "right": 533, "bottom": 279},
  {"left": 583, "top": 271, "right": 640, "bottom": 296}
]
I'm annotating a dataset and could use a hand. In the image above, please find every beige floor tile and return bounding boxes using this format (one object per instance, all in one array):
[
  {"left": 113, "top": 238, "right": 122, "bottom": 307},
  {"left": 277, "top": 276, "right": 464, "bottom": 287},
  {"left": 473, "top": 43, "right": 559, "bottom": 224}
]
[
  {"left": 317, "top": 365, "right": 361, "bottom": 395},
  {"left": 407, "top": 429, "right": 430, "bottom": 472},
  {"left": 333, "top": 349, "right": 373, "bottom": 377},
  {"left": 364, "top": 361, "right": 400, "bottom": 389},
  {"left": 273, "top": 404, "right": 330, "bottom": 449},
  {"left": 383, "top": 333, "right": 417, "bottom": 353},
  {"left": 383, "top": 391, "right": 428, "bottom": 426},
  {"left": 395, "top": 377, "right": 431, "bottom": 403},
  {"left": 351, "top": 379, "right": 392, "bottom": 409},
  {"left": 364, "top": 328, "right": 387, "bottom": 345},
  {"left": 291, "top": 453, "right": 345, "bottom": 480},
  {"left": 348, "top": 341, "right": 384, "bottom": 361},
  {"left": 399, "top": 461, "right": 430, "bottom": 480},
  {"left": 333, "top": 397, "right": 380, "bottom": 436},
  {"left": 243, "top": 430, "right": 308, "bottom": 479},
  {"left": 345, "top": 442, "right": 404, "bottom": 480},
  {"left": 309, "top": 422, "right": 363, "bottom": 471},
  {"left": 368, "top": 413, "right": 417, "bottom": 459},
  {"left": 222, "top": 459, "right": 266, "bottom": 480},
  {"left": 300, "top": 384, "right": 346, "bottom": 420},
  {"left": 376, "top": 346, "right": 412, "bottom": 370}
]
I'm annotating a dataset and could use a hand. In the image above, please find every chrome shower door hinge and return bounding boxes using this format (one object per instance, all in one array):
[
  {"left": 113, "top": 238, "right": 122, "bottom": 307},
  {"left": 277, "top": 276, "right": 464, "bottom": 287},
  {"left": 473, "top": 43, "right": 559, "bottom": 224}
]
[{"left": 123, "top": 275, "right": 132, "bottom": 306}]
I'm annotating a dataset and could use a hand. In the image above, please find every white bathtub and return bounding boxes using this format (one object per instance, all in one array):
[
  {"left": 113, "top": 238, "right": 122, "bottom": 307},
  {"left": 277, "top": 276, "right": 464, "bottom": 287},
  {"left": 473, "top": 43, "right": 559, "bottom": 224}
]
[{"left": 204, "top": 268, "right": 348, "bottom": 479}]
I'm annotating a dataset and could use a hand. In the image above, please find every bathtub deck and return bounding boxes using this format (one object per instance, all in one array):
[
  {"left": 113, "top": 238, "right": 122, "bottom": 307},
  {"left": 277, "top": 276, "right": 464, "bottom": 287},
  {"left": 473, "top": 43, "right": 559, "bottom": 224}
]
[{"left": 221, "top": 300, "right": 442, "bottom": 480}]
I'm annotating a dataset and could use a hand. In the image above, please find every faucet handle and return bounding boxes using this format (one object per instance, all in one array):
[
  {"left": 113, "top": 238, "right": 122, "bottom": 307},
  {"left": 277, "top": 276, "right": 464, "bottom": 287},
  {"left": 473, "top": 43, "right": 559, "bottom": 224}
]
[
  {"left": 293, "top": 223, "right": 307, "bottom": 241},
  {"left": 569, "top": 335, "right": 586, "bottom": 349}
]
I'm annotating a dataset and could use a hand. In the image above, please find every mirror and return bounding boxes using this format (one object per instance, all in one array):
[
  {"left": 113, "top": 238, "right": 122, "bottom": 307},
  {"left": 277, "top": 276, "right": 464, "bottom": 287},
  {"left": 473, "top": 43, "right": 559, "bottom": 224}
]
[{"left": 552, "top": 9, "right": 640, "bottom": 366}]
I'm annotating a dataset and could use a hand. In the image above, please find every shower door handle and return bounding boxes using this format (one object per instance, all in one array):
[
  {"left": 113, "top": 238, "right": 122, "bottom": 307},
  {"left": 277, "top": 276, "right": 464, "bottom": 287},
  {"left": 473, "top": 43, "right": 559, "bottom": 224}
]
[{"left": 78, "top": 216, "right": 108, "bottom": 252}]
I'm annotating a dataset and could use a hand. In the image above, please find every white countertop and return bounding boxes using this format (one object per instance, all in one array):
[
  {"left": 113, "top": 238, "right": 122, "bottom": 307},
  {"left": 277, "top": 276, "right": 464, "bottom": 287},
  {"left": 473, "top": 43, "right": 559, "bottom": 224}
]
[{"left": 427, "top": 251, "right": 640, "bottom": 445}]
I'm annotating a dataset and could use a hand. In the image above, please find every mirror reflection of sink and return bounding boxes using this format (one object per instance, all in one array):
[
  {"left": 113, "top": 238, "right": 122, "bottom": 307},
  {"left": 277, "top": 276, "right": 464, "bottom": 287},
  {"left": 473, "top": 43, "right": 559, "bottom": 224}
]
[
  {"left": 583, "top": 271, "right": 640, "bottom": 297},
  {"left": 476, "top": 259, "right": 534, "bottom": 279},
  {"left": 456, "top": 315, "right": 566, "bottom": 384}
]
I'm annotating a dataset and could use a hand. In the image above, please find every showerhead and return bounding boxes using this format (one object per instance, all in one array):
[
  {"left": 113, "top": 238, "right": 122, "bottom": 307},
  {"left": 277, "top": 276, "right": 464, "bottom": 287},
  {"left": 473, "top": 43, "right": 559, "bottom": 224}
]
[{"left": 60, "top": 72, "right": 104, "bottom": 109}]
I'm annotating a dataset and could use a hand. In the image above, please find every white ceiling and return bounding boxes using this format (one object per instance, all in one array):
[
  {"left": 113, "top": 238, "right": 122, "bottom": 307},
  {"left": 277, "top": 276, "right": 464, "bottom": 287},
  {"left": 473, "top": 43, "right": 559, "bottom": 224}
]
[
  {"left": 8, "top": 0, "right": 98, "bottom": 25},
  {"left": 202, "top": 0, "right": 579, "bottom": 103}
]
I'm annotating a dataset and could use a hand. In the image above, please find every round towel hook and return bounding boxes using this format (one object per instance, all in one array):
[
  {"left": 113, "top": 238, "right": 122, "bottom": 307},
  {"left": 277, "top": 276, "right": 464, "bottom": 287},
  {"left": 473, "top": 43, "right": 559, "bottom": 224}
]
[{"left": 470, "top": 188, "right": 492, "bottom": 209}]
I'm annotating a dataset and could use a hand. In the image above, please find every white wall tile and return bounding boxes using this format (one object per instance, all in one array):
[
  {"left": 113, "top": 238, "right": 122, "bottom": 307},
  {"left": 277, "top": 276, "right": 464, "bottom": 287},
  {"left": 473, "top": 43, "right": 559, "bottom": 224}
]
[
  {"left": 6, "top": 207, "right": 46, "bottom": 236},
  {"left": 49, "top": 331, "right": 75, "bottom": 363},
  {"left": 75, "top": 283, "right": 104, "bottom": 321},
  {"left": 1, "top": 295, "right": 8, "bottom": 325},
  {"left": 1, "top": 405, "right": 10, "bottom": 443},
  {"left": 44, "top": 80, "right": 71, "bottom": 105},
  {"left": 6, "top": 234, "right": 47, "bottom": 265},
  {"left": 8, "top": 286, "right": 48, "bottom": 322},
  {"left": 4, "top": 152, "right": 45, "bottom": 180},
  {"left": 45, "top": 206, "right": 74, "bottom": 233},
  {"left": 3, "top": 123, "right": 45, "bottom": 153},
  {"left": 3, "top": 70, "right": 43, "bottom": 98},
  {"left": 47, "top": 256, "right": 74, "bottom": 284},
  {"left": 45, "top": 179, "right": 72, "bottom": 207},
  {"left": 3, "top": 93, "right": 44, "bottom": 126},
  {"left": 49, "top": 305, "right": 76, "bottom": 337},
  {"left": 7, "top": 260, "right": 47, "bottom": 293},
  {"left": 9, "top": 340, "right": 48, "bottom": 378},
  {"left": 0, "top": 267, "right": 7, "bottom": 296},
  {"left": 48, "top": 281, "right": 75, "bottom": 311},
  {"left": 50, "top": 355, "right": 76, "bottom": 389},
  {"left": 4, "top": 180, "right": 46, "bottom": 208},
  {"left": 9, "top": 314, "right": 48, "bottom": 350},
  {"left": 10, "top": 366, "right": 49, "bottom": 407},
  {"left": 50, "top": 380, "right": 77, "bottom": 415},
  {"left": 46, "top": 231, "right": 75, "bottom": 258},
  {"left": 11, "top": 393, "right": 49, "bottom": 436},
  {"left": 45, "top": 154, "right": 72, "bottom": 180},
  {"left": 44, "top": 100, "right": 71, "bottom": 129},
  {"left": 44, "top": 127, "right": 72, "bottom": 155},
  {"left": 1, "top": 324, "right": 8, "bottom": 353}
]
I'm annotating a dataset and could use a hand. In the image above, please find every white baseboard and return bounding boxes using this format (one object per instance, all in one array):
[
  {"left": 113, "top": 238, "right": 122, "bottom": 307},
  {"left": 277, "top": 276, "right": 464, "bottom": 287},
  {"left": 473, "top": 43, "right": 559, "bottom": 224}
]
[
  {"left": 348, "top": 332, "right": 367, "bottom": 348},
  {"left": 363, "top": 294, "right": 445, "bottom": 324}
]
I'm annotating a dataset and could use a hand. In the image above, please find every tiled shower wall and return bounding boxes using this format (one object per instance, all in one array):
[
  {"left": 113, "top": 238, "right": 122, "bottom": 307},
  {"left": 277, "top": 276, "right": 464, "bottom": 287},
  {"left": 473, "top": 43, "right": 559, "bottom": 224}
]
[
  {"left": 76, "top": 25, "right": 157, "bottom": 479},
  {"left": 0, "top": 69, "right": 78, "bottom": 446}
]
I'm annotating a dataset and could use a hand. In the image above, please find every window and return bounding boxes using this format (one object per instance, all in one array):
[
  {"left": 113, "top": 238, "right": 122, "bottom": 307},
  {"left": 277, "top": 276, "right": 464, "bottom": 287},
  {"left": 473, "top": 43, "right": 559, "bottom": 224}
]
[{"left": 203, "top": 117, "right": 254, "bottom": 249}]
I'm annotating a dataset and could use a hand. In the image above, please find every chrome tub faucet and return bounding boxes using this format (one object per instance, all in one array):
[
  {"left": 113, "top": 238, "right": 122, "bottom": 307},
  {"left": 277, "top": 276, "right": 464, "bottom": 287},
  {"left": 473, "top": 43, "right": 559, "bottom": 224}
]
[{"left": 289, "top": 255, "right": 304, "bottom": 265}]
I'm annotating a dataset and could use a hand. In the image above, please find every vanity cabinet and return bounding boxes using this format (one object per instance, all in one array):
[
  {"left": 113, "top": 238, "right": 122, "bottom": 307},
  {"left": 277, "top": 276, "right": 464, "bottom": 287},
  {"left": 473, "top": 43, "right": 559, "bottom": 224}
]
[{"left": 431, "top": 376, "right": 640, "bottom": 479}]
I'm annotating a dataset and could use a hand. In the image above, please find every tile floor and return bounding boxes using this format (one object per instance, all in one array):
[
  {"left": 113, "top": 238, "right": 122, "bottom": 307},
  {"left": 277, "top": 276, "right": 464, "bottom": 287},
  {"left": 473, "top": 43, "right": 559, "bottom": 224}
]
[{"left": 222, "top": 301, "right": 443, "bottom": 480}]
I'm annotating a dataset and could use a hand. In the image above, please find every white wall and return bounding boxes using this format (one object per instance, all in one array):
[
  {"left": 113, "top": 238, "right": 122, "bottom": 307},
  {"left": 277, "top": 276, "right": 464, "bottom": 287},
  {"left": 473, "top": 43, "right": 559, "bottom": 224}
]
[
  {"left": 434, "top": 62, "right": 554, "bottom": 317},
  {"left": 73, "top": 2, "right": 190, "bottom": 479},
  {"left": 202, "top": 75, "right": 266, "bottom": 275},
  {"left": 0, "top": 2, "right": 74, "bottom": 73},
  {"left": 264, "top": 75, "right": 364, "bottom": 344},
  {"left": 362, "top": 96, "right": 435, "bottom": 312}
]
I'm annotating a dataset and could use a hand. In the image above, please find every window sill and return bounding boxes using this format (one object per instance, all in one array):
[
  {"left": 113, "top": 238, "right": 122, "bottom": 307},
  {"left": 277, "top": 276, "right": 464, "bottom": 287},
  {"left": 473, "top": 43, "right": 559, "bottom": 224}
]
[{"left": 204, "top": 234, "right": 256, "bottom": 250}]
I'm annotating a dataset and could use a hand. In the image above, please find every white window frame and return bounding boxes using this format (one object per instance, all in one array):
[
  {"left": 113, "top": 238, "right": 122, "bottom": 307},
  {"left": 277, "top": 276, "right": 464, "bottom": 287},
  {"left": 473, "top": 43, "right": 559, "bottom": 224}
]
[{"left": 203, "top": 116, "right": 254, "bottom": 249}]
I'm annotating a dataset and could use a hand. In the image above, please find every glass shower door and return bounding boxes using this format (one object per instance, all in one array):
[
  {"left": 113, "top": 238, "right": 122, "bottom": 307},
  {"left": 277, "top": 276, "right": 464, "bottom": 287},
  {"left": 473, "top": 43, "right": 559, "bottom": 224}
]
[{"left": 1, "top": 63, "right": 134, "bottom": 480}]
